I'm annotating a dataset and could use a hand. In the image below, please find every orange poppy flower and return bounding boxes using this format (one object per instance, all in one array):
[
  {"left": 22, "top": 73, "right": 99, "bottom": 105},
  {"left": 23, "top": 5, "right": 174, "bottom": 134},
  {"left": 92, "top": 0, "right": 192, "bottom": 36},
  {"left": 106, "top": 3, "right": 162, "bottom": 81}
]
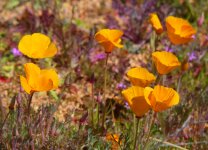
[
  {"left": 18, "top": 33, "right": 57, "bottom": 58},
  {"left": 106, "top": 133, "right": 121, "bottom": 150},
  {"left": 149, "top": 13, "right": 163, "bottom": 34},
  {"left": 144, "top": 85, "right": 179, "bottom": 112},
  {"left": 122, "top": 86, "right": 150, "bottom": 117},
  {"left": 127, "top": 67, "right": 156, "bottom": 87},
  {"left": 152, "top": 51, "right": 181, "bottom": 75},
  {"left": 166, "top": 16, "right": 196, "bottom": 45},
  {"left": 94, "top": 29, "right": 123, "bottom": 53},
  {"left": 20, "top": 63, "right": 59, "bottom": 94}
]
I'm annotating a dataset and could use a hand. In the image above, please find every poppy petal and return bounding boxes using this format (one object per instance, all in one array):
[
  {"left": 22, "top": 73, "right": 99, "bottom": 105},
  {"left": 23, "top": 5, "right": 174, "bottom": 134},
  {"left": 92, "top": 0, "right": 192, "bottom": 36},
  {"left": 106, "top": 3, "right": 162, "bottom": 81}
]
[
  {"left": 40, "top": 69, "right": 59, "bottom": 90},
  {"left": 44, "top": 42, "right": 58, "bottom": 57},
  {"left": 95, "top": 29, "right": 123, "bottom": 53},
  {"left": 165, "top": 16, "right": 196, "bottom": 45},
  {"left": 149, "top": 13, "right": 163, "bottom": 34},
  {"left": 144, "top": 87, "right": 154, "bottom": 106},
  {"left": 18, "top": 33, "right": 57, "bottom": 58},
  {"left": 122, "top": 86, "right": 150, "bottom": 117},
  {"left": 127, "top": 67, "right": 156, "bottom": 87},
  {"left": 152, "top": 51, "right": 181, "bottom": 74},
  {"left": 24, "top": 63, "right": 40, "bottom": 89},
  {"left": 18, "top": 35, "right": 32, "bottom": 57},
  {"left": 20, "top": 76, "right": 32, "bottom": 94}
]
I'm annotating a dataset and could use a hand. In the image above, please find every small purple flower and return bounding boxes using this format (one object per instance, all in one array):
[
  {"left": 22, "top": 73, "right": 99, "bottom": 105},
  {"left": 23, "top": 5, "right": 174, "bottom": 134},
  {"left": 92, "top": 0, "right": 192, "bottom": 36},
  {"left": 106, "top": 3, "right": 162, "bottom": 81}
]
[
  {"left": 89, "top": 52, "right": 106, "bottom": 63},
  {"left": 188, "top": 52, "right": 197, "bottom": 61},
  {"left": 165, "top": 46, "right": 174, "bottom": 52},
  {"left": 96, "top": 93, "right": 102, "bottom": 103},
  {"left": 197, "top": 13, "right": 204, "bottom": 27},
  {"left": 191, "top": 35, "right": 196, "bottom": 39},
  {"left": 11, "top": 48, "right": 22, "bottom": 57},
  {"left": 124, "top": 101, "right": 130, "bottom": 110},
  {"left": 96, "top": 53, "right": 106, "bottom": 60},
  {"left": 116, "top": 83, "right": 126, "bottom": 90}
]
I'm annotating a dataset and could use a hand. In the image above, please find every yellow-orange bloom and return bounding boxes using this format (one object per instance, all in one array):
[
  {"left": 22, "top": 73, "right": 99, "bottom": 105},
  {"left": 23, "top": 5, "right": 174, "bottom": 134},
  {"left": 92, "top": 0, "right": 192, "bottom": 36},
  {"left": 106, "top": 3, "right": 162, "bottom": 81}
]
[
  {"left": 20, "top": 63, "right": 59, "bottom": 94},
  {"left": 122, "top": 86, "right": 150, "bottom": 117},
  {"left": 166, "top": 16, "right": 196, "bottom": 45},
  {"left": 18, "top": 33, "right": 57, "bottom": 58},
  {"left": 149, "top": 13, "right": 163, "bottom": 34},
  {"left": 144, "top": 85, "right": 179, "bottom": 112},
  {"left": 106, "top": 133, "right": 121, "bottom": 150},
  {"left": 94, "top": 29, "right": 123, "bottom": 53},
  {"left": 152, "top": 51, "right": 181, "bottom": 75},
  {"left": 127, "top": 67, "right": 156, "bottom": 87}
]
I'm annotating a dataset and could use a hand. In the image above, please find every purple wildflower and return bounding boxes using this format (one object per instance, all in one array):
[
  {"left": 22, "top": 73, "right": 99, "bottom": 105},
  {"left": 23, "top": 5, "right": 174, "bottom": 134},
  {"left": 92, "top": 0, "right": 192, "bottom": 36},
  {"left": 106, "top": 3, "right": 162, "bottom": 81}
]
[
  {"left": 116, "top": 83, "right": 126, "bottom": 90},
  {"left": 96, "top": 53, "right": 106, "bottom": 60},
  {"left": 191, "top": 35, "right": 196, "bottom": 39},
  {"left": 124, "top": 101, "right": 130, "bottom": 110},
  {"left": 89, "top": 52, "right": 106, "bottom": 63},
  {"left": 11, "top": 48, "right": 22, "bottom": 57},
  {"left": 188, "top": 52, "right": 197, "bottom": 61},
  {"left": 165, "top": 46, "right": 174, "bottom": 52},
  {"left": 197, "top": 13, "right": 204, "bottom": 27}
]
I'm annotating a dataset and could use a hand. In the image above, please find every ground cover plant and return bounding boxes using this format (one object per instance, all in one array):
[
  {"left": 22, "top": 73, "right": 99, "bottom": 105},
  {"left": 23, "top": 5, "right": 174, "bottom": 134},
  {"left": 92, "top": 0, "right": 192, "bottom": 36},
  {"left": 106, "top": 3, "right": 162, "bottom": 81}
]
[{"left": 0, "top": 0, "right": 208, "bottom": 149}]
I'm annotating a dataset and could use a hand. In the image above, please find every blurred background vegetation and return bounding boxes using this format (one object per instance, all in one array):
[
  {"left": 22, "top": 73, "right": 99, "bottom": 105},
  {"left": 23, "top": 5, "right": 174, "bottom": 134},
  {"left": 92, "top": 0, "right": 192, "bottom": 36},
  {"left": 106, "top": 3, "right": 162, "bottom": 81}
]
[{"left": 0, "top": 0, "right": 207, "bottom": 149}]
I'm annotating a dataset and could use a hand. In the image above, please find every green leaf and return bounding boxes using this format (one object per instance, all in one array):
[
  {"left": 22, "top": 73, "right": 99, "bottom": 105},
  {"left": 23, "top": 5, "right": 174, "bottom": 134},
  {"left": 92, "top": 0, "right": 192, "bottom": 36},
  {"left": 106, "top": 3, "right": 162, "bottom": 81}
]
[
  {"left": 6, "top": 0, "right": 19, "bottom": 9},
  {"left": 49, "top": 90, "right": 59, "bottom": 101}
]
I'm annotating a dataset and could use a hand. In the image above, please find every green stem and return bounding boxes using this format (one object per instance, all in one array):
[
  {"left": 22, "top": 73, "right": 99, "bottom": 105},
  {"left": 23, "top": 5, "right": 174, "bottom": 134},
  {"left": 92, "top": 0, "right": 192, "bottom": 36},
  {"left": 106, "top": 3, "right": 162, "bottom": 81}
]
[
  {"left": 133, "top": 116, "right": 140, "bottom": 150},
  {"left": 177, "top": 74, "right": 183, "bottom": 93},
  {"left": 28, "top": 93, "right": 34, "bottom": 118},
  {"left": 0, "top": 95, "right": 16, "bottom": 139},
  {"left": 155, "top": 74, "right": 161, "bottom": 85},
  {"left": 97, "top": 102, "right": 100, "bottom": 129},
  {"left": 151, "top": 31, "right": 156, "bottom": 74},
  {"left": 150, "top": 31, "right": 156, "bottom": 52},
  {"left": 143, "top": 111, "right": 156, "bottom": 150},
  {"left": 91, "top": 83, "right": 94, "bottom": 127},
  {"left": 101, "top": 53, "right": 109, "bottom": 130},
  {"left": 0, "top": 99, "right": 5, "bottom": 123},
  {"left": 110, "top": 100, "right": 115, "bottom": 122},
  {"left": 150, "top": 137, "right": 188, "bottom": 150},
  {"left": 0, "top": 111, "right": 10, "bottom": 137}
]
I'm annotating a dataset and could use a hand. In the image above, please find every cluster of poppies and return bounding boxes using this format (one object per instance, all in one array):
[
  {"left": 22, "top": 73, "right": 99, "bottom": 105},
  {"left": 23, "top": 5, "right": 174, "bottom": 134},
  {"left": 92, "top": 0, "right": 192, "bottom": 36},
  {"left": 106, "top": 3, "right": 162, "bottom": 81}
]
[
  {"left": 94, "top": 14, "right": 196, "bottom": 117},
  {"left": 150, "top": 13, "right": 196, "bottom": 44},
  {"left": 122, "top": 14, "right": 196, "bottom": 116},
  {"left": 18, "top": 13, "right": 196, "bottom": 119},
  {"left": 122, "top": 65, "right": 180, "bottom": 116},
  {"left": 95, "top": 28, "right": 181, "bottom": 116},
  {"left": 18, "top": 33, "right": 59, "bottom": 94}
]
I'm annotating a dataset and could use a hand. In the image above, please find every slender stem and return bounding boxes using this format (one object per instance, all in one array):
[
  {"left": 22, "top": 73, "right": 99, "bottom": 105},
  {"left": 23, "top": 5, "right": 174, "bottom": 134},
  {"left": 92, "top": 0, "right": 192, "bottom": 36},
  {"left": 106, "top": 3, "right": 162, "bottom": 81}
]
[
  {"left": 133, "top": 115, "right": 136, "bottom": 145},
  {"left": 91, "top": 83, "right": 94, "bottom": 127},
  {"left": 177, "top": 74, "right": 183, "bottom": 93},
  {"left": 110, "top": 100, "right": 115, "bottom": 122},
  {"left": 0, "top": 98, "right": 5, "bottom": 122},
  {"left": 151, "top": 31, "right": 156, "bottom": 74},
  {"left": 0, "top": 111, "right": 10, "bottom": 137},
  {"left": 0, "top": 95, "right": 16, "bottom": 139},
  {"left": 96, "top": 101, "right": 99, "bottom": 129},
  {"left": 150, "top": 137, "right": 188, "bottom": 150},
  {"left": 150, "top": 31, "right": 156, "bottom": 52},
  {"left": 143, "top": 111, "right": 156, "bottom": 150},
  {"left": 101, "top": 53, "right": 109, "bottom": 130},
  {"left": 27, "top": 93, "right": 34, "bottom": 120},
  {"left": 155, "top": 74, "right": 161, "bottom": 85},
  {"left": 133, "top": 116, "right": 140, "bottom": 150}
]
